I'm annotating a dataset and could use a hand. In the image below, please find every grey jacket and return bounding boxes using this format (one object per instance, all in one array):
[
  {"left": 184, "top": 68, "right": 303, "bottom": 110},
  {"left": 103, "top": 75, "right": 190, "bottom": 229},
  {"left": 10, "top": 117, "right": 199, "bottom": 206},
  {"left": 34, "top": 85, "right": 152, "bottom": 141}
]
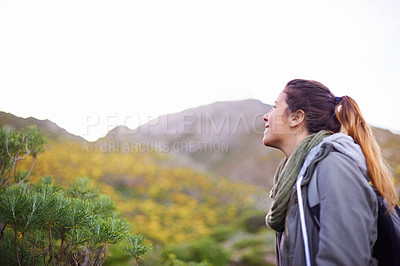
[{"left": 276, "top": 134, "right": 378, "bottom": 266}]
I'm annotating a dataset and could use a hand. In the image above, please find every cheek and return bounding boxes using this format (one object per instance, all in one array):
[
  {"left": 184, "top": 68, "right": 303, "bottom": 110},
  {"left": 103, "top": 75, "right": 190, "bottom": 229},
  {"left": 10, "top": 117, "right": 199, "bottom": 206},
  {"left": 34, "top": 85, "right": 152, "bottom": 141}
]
[
  {"left": 268, "top": 113, "right": 275, "bottom": 123},
  {"left": 270, "top": 114, "right": 279, "bottom": 127}
]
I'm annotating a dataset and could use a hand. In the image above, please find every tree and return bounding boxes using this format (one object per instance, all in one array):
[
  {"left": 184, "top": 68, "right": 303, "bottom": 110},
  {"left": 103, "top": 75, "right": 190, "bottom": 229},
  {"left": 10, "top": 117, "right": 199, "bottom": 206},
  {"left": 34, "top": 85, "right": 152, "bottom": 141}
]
[
  {"left": 121, "top": 234, "right": 154, "bottom": 266},
  {"left": 0, "top": 127, "right": 153, "bottom": 265},
  {"left": 0, "top": 183, "right": 45, "bottom": 265},
  {"left": 0, "top": 125, "right": 47, "bottom": 188},
  {"left": 0, "top": 177, "right": 151, "bottom": 265}
]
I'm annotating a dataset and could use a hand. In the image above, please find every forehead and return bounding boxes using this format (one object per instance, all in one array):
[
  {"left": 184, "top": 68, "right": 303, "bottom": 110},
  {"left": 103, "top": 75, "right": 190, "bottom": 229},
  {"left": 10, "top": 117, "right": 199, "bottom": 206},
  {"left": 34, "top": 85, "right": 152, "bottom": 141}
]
[{"left": 275, "top": 91, "right": 287, "bottom": 104}]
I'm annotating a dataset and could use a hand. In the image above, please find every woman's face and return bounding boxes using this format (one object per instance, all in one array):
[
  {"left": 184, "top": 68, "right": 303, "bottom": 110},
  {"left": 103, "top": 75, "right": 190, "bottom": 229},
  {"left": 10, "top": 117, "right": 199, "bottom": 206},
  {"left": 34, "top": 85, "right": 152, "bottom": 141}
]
[{"left": 262, "top": 91, "right": 291, "bottom": 149}]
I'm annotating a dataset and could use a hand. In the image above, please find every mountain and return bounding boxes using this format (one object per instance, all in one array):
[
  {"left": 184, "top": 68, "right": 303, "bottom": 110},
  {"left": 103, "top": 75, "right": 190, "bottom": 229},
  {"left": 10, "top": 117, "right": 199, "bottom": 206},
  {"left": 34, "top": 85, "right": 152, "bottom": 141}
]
[
  {"left": 0, "top": 111, "right": 86, "bottom": 143},
  {"left": 373, "top": 127, "right": 400, "bottom": 164},
  {"left": 100, "top": 99, "right": 284, "bottom": 187}
]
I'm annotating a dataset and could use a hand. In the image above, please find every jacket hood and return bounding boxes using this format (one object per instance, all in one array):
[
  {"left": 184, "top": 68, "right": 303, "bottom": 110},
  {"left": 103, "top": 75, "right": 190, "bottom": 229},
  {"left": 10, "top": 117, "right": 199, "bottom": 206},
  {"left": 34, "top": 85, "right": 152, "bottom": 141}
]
[{"left": 297, "top": 133, "right": 368, "bottom": 182}]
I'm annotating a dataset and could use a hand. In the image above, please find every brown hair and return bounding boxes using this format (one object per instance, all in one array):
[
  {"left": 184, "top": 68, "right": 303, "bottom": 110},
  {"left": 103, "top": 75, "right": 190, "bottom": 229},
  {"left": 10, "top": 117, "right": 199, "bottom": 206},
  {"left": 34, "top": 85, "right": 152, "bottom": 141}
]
[{"left": 284, "top": 79, "right": 398, "bottom": 209}]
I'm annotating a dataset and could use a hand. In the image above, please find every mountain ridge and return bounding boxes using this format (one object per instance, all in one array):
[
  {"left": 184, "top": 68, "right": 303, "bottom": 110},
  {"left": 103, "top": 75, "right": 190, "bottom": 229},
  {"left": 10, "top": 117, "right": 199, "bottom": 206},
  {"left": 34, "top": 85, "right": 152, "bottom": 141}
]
[
  {"left": 0, "top": 111, "right": 86, "bottom": 143},
  {"left": 98, "top": 98, "right": 282, "bottom": 186}
]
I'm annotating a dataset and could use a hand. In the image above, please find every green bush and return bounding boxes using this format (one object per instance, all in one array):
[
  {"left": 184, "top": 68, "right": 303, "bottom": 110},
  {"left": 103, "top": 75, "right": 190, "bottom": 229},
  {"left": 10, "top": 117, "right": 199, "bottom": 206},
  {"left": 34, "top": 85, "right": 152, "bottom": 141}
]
[
  {"left": 161, "top": 237, "right": 229, "bottom": 266},
  {"left": 0, "top": 229, "right": 45, "bottom": 266},
  {"left": 211, "top": 225, "right": 276, "bottom": 266},
  {"left": 164, "top": 254, "right": 212, "bottom": 266},
  {"left": 0, "top": 178, "right": 153, "bottom": 266},
  {"left": 241, "top": 247, "right": 274, "bottom": 266},
  {"left": 233, "top": 238, "right": 264, "bottom": 250},
  {"left": 210, "top": 225, "right": 237, "bottom": 242},
  {"left": 237, "top": 211, "right": 267, "bottom": 233}
]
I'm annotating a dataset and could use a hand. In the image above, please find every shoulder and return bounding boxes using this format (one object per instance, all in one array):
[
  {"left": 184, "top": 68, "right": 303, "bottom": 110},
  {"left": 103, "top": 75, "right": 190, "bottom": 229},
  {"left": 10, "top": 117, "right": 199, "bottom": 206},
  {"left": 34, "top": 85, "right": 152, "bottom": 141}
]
[
  {"left": 319, "top": 150, "right": 363, "bottom": 172},
  {"left": 316, "top": 150, "right": 367, "bottom": 181},
  {"left": 314, "top": 150, "right": 376, "bottom": 205}
]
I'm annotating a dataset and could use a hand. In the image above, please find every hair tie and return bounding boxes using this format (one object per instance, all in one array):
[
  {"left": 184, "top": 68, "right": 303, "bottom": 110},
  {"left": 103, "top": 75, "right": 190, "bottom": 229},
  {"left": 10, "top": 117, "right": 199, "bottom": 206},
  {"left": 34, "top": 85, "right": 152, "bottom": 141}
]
[{"left": 335, "top": 96, "right": 341, "bottom": 105}]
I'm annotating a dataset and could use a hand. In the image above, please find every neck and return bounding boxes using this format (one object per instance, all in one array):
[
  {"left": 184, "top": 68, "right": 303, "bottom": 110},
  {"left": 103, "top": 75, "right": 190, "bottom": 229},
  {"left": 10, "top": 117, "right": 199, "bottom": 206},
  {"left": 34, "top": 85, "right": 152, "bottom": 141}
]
[{"left": 281, "top": 131, "right": 310, "bottom": 158}]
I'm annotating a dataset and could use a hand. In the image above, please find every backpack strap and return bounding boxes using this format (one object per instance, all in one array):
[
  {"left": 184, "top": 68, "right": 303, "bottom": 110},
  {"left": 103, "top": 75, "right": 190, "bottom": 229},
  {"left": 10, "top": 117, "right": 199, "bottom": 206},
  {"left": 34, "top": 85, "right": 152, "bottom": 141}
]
[
  {"left": 297, "top": 175, "right": 312, "bottom": 266},
  {"left": 305, "top": 143, "right": 334, "bottom": 230}
]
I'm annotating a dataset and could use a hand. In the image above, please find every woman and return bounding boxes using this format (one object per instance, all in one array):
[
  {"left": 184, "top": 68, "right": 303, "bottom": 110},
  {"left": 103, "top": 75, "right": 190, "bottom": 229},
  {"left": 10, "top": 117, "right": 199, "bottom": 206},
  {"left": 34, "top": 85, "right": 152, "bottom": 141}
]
[{"left": 263, "top": 79, "right": 398, "bottom": 266}]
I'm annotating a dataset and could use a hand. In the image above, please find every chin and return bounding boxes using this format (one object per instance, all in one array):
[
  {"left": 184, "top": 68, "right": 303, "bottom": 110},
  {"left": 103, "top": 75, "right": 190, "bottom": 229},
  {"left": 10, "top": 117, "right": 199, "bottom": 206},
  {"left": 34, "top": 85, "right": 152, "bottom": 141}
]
[
  {"left": 263, "top": 135, "right": 279, "bottom": 150},
  {"left": 263, "top": 136, "right": 271, "bottom": 147}
]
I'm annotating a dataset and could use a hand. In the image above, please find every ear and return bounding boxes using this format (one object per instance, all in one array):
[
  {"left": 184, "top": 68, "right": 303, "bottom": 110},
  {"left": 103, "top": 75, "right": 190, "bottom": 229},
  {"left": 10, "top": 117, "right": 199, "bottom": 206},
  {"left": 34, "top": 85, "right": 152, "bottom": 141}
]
[{"left": 289, "top": 109, "right": 306, "bottom": 128}]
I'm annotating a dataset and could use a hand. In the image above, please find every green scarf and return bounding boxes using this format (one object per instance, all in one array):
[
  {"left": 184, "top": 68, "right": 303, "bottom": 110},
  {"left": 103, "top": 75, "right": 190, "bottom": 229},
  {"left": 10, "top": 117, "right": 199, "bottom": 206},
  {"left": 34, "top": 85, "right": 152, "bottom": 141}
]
[{"left": 266, "top": 130, "right": 331, "bottom": 232}]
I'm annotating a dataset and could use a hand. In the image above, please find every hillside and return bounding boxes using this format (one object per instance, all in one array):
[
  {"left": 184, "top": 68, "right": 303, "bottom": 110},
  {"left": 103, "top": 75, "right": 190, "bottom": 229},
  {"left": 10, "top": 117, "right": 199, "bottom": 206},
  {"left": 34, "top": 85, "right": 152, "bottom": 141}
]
[
  {"left": 1, "top": 110, "right": 264, "bottom": 245},
  {"left": 2, "top": 105, "right": 400, "bottom": 190},
  {"left": 374, "top": 127, "right": 400, "bottom": 164},
  {"left": 0, "top": 111, "right": 85, "bottom": 143},
  {"left": 100, "top": 99, "right": 283, "bottom": 188}
]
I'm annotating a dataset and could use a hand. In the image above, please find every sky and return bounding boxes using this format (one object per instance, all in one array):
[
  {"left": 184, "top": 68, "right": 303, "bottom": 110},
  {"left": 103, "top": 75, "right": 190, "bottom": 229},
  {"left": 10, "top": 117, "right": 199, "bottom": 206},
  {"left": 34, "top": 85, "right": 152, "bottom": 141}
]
[{"left": 0, "top": 0, "right": 399, "bottom": 141}]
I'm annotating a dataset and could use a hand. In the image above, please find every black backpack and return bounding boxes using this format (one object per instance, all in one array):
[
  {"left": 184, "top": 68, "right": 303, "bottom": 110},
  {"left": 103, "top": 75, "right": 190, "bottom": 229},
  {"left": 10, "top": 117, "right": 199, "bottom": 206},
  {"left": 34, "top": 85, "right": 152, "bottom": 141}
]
[
  {"left": 306, "top": 144, "right": 400, "bottom": 266},
  {"left": 371, "top": 190, "right": 400, "bottom": 266}
]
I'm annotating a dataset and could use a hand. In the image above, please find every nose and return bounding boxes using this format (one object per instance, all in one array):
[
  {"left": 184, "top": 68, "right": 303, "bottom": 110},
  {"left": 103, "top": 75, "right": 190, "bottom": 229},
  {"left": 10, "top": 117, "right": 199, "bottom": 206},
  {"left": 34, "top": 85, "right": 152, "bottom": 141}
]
[{"left": 263, "top": 110, "right": 271, "bottom": 122}]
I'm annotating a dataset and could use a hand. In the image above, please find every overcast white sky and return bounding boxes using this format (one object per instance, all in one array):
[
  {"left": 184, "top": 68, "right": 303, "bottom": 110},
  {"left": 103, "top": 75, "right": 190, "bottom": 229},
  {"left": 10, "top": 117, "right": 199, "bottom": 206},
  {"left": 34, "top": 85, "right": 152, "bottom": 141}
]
[{"left": 0, "top": 0, "right": 399, "bottom": 141}]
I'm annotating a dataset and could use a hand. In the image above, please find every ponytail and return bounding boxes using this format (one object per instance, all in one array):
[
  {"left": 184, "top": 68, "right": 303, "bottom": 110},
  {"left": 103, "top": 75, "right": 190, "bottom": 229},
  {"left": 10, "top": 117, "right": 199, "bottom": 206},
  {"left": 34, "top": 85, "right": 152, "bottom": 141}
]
[{"left": 336, "top": 96, "right": 398, "bottom": 209}]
